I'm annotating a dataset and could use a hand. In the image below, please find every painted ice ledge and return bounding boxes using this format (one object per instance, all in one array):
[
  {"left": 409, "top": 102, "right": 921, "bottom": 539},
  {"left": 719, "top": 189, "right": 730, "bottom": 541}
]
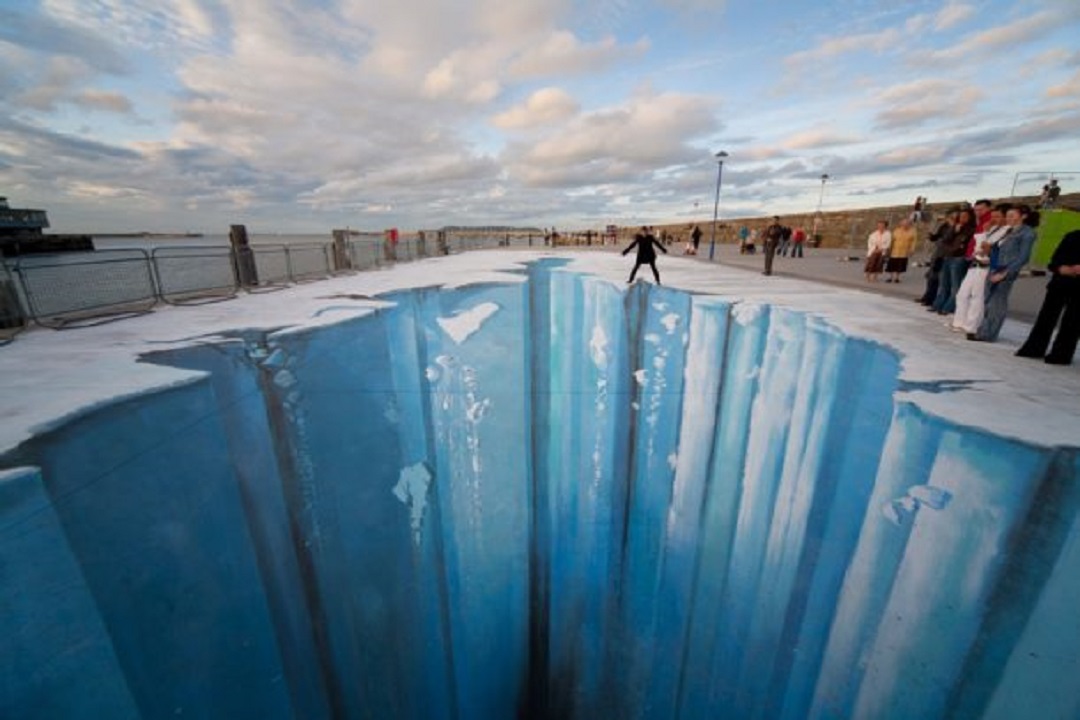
[{"left": 1, "top": 251, "right": 1078, "bottom": 720}]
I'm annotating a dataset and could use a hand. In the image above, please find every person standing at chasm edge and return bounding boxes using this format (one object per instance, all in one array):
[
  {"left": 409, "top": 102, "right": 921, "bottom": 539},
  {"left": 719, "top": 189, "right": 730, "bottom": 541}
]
[
  {"left": 1017, "top": 229, "right": 1080, "bottom": 365},
  {"left": 623, "top": 226, "right": 668, "bottom": 284}
]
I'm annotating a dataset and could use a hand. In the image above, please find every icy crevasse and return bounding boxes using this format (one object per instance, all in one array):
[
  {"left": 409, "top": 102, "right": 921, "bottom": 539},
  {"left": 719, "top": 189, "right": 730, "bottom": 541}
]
[{"left": 2, "top": 262, "right": 1079, "bottom": 719}]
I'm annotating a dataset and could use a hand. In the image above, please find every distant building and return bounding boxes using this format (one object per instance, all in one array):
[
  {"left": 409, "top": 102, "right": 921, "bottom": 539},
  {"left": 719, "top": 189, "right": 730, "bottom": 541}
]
[
  {"left": 1, "top": 197, "right": 92, "bottom": 257},
  {"left": 0, "top": 196, "right": 50, "bottom": 239}
]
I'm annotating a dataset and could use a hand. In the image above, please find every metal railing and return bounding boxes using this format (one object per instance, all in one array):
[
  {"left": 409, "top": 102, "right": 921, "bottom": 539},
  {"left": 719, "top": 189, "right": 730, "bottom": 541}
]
[
  {"left": 0, "top": 236, "right": 523, "bottom": 338},
  {"left": 286, "top": 243, "right": 331, "bottom": 282},
  {"left": 250, "top": 244, "right": 291, "bottom": 290},
  {"left": 152, "top": 246, "right": 239, "bottom": 305},
  {"left": 0, "top": 262, "right": 26, "bottom": 344},
  {"left": 13, "top": 249, "right": 157, "bottom": 328},
  {"left": 347, "top": 241, "right": 382, "bottom": 271}
]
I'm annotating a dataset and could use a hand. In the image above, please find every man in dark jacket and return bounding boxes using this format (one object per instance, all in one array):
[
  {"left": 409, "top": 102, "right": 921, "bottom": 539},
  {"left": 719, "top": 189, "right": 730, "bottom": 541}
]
[
  {"left": 917, "top": 210, "right": 958, "bottom": 305},
  {"left": 623, "top": 226, "right": 668, "bottom": 284},
  {"left": 1016, "top": 229, "right": 1080, "bottom": 365},
  {"left": 763, "top": 217, "right": 783, "bottom": 275}
]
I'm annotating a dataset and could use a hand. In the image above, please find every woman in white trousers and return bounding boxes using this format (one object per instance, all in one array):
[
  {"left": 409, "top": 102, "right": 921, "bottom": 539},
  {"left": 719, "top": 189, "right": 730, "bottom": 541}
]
[{"left": 951, "top": 206, "right": 1009, "bottom": 335}]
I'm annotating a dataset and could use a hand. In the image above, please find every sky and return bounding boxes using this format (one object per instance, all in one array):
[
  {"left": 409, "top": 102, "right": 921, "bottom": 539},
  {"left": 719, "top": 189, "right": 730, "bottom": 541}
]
[{"left": 1, "top": 0, "right": 1079, "bottom": 234}]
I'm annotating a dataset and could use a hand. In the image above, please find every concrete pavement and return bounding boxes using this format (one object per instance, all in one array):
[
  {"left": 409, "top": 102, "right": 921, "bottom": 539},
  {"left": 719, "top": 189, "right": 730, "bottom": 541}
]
[{"left": 668, "top": 242, "right": 1049, "bottom": 322}]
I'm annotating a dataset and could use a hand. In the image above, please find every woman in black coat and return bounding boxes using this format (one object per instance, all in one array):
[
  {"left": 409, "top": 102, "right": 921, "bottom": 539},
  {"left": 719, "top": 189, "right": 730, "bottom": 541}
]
[
  {"left": 1016, "top": 229, "right": 1080, "bottom": 365},
  {"left": 623, "top": 226, "right": 668, "bottom": 284}
]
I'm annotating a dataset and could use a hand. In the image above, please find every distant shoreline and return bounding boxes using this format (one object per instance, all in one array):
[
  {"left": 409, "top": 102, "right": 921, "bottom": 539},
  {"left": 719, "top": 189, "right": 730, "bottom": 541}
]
[{"left": 91, "top": 232, "right": 204, "bottom": 238}]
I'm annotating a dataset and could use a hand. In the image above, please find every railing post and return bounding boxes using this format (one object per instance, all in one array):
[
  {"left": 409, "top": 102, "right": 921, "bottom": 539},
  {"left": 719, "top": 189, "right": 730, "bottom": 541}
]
[
  {"left": 331, "top": 230, "right": 351, "bottom": 272},
  {"left": 230, "top": 225, "right": 259, "bottom": 287}
]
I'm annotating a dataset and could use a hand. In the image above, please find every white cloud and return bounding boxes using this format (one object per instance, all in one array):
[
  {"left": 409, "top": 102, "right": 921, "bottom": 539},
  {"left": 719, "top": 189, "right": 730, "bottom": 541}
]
[
  {"left": 875, "top": 145, "right": 947, "bottom": 166},
  {"left": 781, "top": 129, "right": 862, "bottom": 150},
  {"left": 658, "top": 0, "right": 727, "bottom": 10},
  {"left": 63, "top": 179, "right": 147, "bottom": 199},
  {"left": 421, "top": 47, "right": 504, "bottom": 103},
  {"left": 12, "top": 56, "right": 94, "bottom": 111},
  {"left": 873, "top": 79, "right": 982, "bottom": 129},
  {"left": 41, "top": 0, "right": 220, "bottom": 52},
  {"left": 492, "top": 88, "right": 580, "bottom": 129},
  {"left": 72, "top": 90, "right": 134, "bottom": 114},
  {"left": 786, "top": 28, "right": 901, "bottom": 65},
  {"left": 6, "top": 0, "right": 1080, "bottom": 231},
  {"left": 507, "top": 90, "right": 718, "bottom": 187},
  {"left": 934, "top": 3, "right": 975, "bottom": 31},
  {"left": 735, "top": 146, "right": 791, "bottom": 162},
  {"left": 1047, "top": 70, "right": 1080, "bottom": 99},
  {"left": 923, "top": 9, "right": 1073, "bottom": 62},
  {"left": 509, "top": 30, "right": 649, "bottom": 78},
  {"left": 173, "top": 0, "right": 214, "bottom": 38}
]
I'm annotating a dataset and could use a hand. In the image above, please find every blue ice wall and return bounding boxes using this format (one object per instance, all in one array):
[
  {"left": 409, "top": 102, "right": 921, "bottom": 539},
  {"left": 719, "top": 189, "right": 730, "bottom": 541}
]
[
  {"left": 3, "top": 263, "right": 1079, "bottom": 719},
  {"left": 3, "top": 380, "right": 293, "bottom": 718},
  {"left": 0, "top": 467, "right": 139, "bottom": 719}
]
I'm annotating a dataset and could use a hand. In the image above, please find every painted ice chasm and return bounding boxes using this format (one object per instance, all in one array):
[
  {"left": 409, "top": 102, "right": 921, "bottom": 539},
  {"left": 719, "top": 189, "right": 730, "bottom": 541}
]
[{"left": 2, "top": 260, "right": 1079, "bottom": 719}]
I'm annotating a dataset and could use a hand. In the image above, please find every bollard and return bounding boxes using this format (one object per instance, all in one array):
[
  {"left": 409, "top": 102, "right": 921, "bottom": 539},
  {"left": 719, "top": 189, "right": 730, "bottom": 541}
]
[
  {"left": 330, "top": 230, "right": 352, "bottom": 272},
  {"left": 229, "top": 224, "right": 259, "bottom": 287}
]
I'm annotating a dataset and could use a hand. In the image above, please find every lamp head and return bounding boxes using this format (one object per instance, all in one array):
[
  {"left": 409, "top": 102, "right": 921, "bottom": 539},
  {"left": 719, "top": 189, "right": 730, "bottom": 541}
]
[{"left": 716, "top": 151, "right": 729, "bottom": 160}]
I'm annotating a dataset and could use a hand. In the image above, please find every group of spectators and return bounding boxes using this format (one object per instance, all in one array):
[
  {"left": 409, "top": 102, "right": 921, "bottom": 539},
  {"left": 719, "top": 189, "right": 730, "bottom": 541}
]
[
  {"left": 758, "top": 218, "right": 808, "bottom": 275},
  {"left": 906, "top": 199, "right": 1078, "bottom": 365},
  {"left": 914, "top": 200, "right": 1034, "bottom": 344}
]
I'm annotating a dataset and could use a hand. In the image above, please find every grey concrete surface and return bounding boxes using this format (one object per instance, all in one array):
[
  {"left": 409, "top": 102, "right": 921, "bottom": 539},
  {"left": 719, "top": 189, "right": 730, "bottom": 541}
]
[{"left": 594, "top": 242, "right": 1051, "bottom": 322}]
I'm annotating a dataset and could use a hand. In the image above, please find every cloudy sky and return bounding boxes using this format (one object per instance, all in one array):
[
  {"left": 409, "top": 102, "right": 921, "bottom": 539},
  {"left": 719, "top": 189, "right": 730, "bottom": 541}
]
[{"left": 1, "top": 0, "right": 1079, "bottom": 233}]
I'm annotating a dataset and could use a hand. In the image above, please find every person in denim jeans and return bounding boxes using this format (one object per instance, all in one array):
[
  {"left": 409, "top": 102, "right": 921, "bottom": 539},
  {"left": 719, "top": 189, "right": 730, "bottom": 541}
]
[
  {"left": 931, "top": 208, "right": 976, "bottom": 315},
  {"left": 975, "top": 205, "right": 1038, "bottom": 342},
  {"left": 917, "top": 210, "right": 957, "bottom": 305}
]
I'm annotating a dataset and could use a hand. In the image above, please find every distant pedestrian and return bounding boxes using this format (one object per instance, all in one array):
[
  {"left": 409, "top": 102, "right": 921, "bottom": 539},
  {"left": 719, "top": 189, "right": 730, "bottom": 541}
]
[
  {"left": 885, "top": 218, "right": 916, "bottom": 283},
  {"left": 1039, "top": 179, "right": 1061, "bottom": 209},
  {"left": 1016, "top": 229, "right": 1080, "bottom": 365},
  {"left": 763, "top": 217, "right": 783, "bottom": 275},
  {"left": 864, "top": 220, "right": 891, "bottom": 282},
  {"left": 911, "top": 196, "right": 928, "bottom": 223},
  {"left": 778, "top": 225, "right": 792, "bottom": 256},
  {"left": 688, "top": 224, "right": 702, "bottom": 255},
  {"left": 623, "top": 226, "right": 668, "bottom": 284},
  {"left": 743, "top": 227, "right": 757, "bottom": 255},
  {"left": 790, "top": 226, "right": 807, "bottom": 258}
]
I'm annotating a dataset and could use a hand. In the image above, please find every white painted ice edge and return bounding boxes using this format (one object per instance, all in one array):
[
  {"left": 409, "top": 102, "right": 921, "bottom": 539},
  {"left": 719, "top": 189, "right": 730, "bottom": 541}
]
[{"left": 1, "top": 252, "right": 1078, "bottom": 719}]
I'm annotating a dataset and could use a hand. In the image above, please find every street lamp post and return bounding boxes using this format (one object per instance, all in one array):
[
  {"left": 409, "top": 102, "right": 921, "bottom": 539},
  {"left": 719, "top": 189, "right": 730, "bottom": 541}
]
[
  {"left": 709, "top": 150, "right": 728, "bottom": 261},
  {"left": 812, "top": 173, "right": 829, "bottom": 245}
]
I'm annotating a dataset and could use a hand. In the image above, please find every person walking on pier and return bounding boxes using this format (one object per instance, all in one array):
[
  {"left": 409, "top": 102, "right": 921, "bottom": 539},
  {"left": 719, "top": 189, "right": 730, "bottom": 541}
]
[
  {"left": 623, "top": 226, "right": 668, "bottom": 284},
  {"left": 687, "top": 224, "right": 702, "bottom": 255}
]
